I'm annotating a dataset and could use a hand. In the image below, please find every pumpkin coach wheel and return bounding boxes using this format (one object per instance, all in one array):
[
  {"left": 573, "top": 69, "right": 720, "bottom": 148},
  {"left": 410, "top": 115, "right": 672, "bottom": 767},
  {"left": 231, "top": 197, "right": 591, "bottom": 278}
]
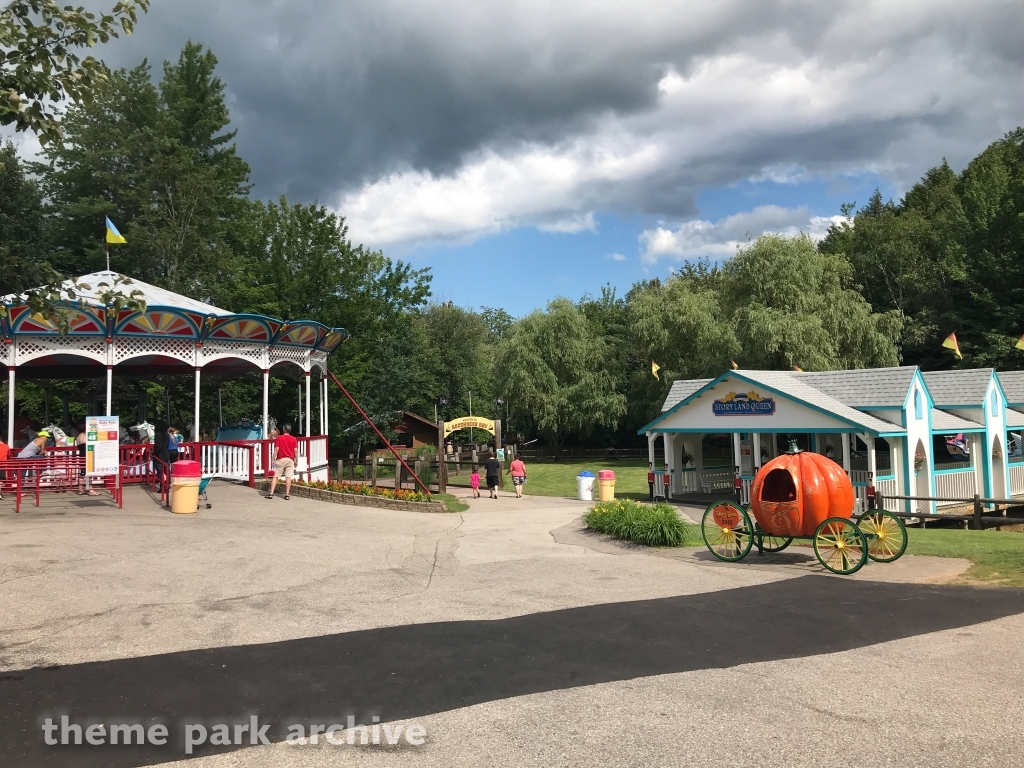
[
  {"left": 754, "top": 528, "right": 793, "bottom": 553},
  {"left": 858, "top": 511, "right": 908, "bottom": 563},
  {"left": 702, "top": 501, "right": 754, "bottom": 562},
  {"left": 813, "top": 517, "right": 868, "bottom": 575}
]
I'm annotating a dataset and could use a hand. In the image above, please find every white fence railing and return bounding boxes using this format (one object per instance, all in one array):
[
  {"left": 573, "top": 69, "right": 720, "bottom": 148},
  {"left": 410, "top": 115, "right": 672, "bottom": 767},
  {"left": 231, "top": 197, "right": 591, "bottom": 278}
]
[
  {"left": 197, "top": 442, "right": 254, "bottom": 482},
  {"left": 699, "top": 466, "right": 734, "bottom": 494},
  {"left": 876, "top": 477, "right": 900, "bottom": 512},
  {"left": 934, "top": 470, "right": 977, "bottom": 508},
  {"left": 1011, "top": 463, "right": 1024, "bottom": 496}
]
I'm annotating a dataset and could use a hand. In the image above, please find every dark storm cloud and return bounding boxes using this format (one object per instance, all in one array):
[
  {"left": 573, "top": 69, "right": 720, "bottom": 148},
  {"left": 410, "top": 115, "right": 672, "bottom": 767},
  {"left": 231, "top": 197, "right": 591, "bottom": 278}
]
[{"left": 95, "top": 0, "right": 1024, "bottom": 244}]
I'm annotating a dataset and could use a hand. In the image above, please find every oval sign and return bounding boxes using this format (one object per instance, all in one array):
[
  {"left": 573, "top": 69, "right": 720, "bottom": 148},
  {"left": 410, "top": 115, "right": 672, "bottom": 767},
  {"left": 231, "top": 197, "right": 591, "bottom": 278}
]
[{"left": 712, "top": 503, "right": 741, "bottom": 529}]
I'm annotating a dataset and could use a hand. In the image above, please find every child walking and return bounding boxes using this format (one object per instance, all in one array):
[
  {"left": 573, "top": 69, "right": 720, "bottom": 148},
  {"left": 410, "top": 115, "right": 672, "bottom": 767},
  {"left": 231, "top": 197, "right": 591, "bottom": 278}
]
[{"left": 470, "top": 466, "right": 481, "bottom": 498}]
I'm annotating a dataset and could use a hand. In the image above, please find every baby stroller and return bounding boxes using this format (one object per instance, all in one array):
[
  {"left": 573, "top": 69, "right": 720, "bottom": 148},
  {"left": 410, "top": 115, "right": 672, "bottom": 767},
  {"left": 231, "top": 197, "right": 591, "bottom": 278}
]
[{"left": 198, "top": 477, "right": 213, "bottom": 509}]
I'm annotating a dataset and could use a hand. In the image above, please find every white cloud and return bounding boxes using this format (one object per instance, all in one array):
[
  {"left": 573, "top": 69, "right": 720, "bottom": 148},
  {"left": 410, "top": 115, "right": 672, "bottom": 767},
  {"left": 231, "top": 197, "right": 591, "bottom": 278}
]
[
  {"left": 606, "top": 252, "right": 627, "bottom": 262},
  {"left": 639, "top": 205, "right": 844, "bottom": 263}
]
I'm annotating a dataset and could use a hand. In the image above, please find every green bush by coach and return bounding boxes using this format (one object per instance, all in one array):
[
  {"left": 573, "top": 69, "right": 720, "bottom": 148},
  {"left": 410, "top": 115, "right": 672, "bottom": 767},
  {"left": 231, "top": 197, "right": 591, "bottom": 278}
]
[{"left": 583, "top": 500, "right": 699, "bottom": 547}]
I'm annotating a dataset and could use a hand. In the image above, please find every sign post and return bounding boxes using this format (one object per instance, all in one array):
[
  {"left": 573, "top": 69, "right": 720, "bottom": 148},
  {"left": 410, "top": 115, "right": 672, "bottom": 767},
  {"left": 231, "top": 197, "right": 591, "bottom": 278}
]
[{"left": 86, "top": 415, "right": 120, "bottom": 478}]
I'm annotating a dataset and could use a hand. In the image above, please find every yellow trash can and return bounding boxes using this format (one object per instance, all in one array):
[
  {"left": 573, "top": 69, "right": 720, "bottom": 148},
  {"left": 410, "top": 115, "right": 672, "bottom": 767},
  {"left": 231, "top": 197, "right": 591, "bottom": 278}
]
[
  {"left": 598, "top": 470, "right": 616, "bottom": 501},
  {"left": 170, "top": 460, "right": 202, "bottom": 514}
]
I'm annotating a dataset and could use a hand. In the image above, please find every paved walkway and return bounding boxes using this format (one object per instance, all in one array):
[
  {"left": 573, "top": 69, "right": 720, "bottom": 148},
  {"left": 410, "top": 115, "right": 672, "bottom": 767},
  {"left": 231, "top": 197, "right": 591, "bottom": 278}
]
[{"left": 0, "top": 482, "right": 1021, "bottom": 767}]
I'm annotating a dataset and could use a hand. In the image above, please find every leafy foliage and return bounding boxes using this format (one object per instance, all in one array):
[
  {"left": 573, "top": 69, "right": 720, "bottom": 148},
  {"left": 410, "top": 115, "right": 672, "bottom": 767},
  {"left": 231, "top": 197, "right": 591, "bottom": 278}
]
[
  {"left": 495, "top": 298, "right": 626, "bottom": 450},
  {"left": 584, "top": 499, "right": 699, "bottom": 547},
  {"left": 1, "top": 0, "right": 148, "bottom": 145}
]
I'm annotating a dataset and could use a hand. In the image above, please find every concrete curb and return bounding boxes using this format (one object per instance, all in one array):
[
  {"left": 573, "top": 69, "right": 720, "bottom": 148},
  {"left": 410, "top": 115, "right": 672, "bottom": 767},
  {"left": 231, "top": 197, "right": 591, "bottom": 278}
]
[{"left": 256, "top": 480, "right": 446, "bottom": 513}]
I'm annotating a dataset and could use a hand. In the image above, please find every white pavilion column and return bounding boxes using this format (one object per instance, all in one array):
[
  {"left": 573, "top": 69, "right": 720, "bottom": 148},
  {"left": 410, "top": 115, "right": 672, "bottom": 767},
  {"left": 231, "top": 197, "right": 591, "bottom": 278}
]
[
  {"left": 647, "top": 432, "right": 656, "bottom": 467},
  {"left": 304, "top": 371, "right": 311, "bottom": 438},
  {"left": 752, "top": 433, "right": 761, "bottom": 473},
  {"left": 322, "top": 376, "right": 328, "bottom": 436},
  {"left": 193, "top": 368, "right": 201, "bottom": 442},
  {"left": 105, "top": 366, "right": 113, "bottom": 416},
  {"left": 693, "top": 433, "right": 705, "bottom": 490},
  {"left": 262, "top": 369, "right": 269, "bottom": 438},
  {"left": 732, "top": 432, "right": 741, "bottom": 474},
  {"left": 841, "top": 433, "right": 851, "bottom": 472},
  {"left": 7, "top": 367, "right": 14, "bottom": 445}
]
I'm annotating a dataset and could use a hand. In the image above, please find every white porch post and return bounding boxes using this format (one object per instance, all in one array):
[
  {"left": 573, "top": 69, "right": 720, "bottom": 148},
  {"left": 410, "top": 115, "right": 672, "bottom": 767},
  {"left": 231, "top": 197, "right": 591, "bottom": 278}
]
[
  {"left": 752, "top": 433, "right": 761, "bottom": 472},
  {"left": 319, "top": 376, "right": 325, "bottom": 435},
  {"left": 105, "top": 366, "right": 113, "bottom": 416},
  {"left": 647, "top": 431, "right": 655, "bottom": 467},
  {"left": 193, "top": 368, "right": 201, "bottom": 441},
  {"left": 305, "top": 371, "right": 312, "bottom": 438},
  {"left": 732, "top": 432, "right": 741, "bottom": 474},
  {"left": 841, "top": 433, "right": 851, "bottom": 472},
  {"left": 322, "top": 376, "right": 328, "bottom": 436},
  {"left": 665, "top": 433, "right": 676, "bottom": 498},
  {"left": 7, "top": 366, "right": 14, "bottom": 445},
  {"left": 261, "top": 369, "right": 270, "bottom": 439},
  {"left": 865, "top": 434, "right": 877, "bottom": 478}
]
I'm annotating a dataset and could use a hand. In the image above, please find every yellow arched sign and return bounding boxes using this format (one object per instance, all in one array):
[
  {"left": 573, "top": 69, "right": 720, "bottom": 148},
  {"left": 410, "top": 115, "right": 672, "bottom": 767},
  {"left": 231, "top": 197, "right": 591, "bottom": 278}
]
[{"left": 444, "top": 416, "right": 495, "bottom": 437}]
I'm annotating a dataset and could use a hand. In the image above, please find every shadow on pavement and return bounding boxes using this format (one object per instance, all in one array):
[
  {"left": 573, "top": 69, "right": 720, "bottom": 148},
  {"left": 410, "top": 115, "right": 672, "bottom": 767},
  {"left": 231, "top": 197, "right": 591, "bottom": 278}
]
[{"left": 2, "top": 576, "right": 1023, "bottom": 766}]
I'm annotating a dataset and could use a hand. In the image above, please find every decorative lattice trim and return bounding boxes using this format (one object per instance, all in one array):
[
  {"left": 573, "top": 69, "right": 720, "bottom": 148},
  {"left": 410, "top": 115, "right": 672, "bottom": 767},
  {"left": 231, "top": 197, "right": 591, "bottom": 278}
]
[
  {"left": 16, "top": 336, "right": 107, "bottom": 365},
  {"left": 200, "top": 341, "right": 266, "bottom": 365},
  {"left": 115, "top": 336, "right": 195, "bottom": 365},
  {"left": 270, "top": 345, "right": 308, "bottom": 370}
]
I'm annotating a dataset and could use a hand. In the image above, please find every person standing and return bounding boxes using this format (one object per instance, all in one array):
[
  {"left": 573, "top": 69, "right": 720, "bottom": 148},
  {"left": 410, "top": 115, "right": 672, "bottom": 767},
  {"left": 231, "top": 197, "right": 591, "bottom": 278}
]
[
  {"left": 266, "top": 424, "right": 298, "bottom": 500},
  {"left": 18, "top": 430, "right": 48, "bottom": 459},
  {"left": 508, "top": 456, "right": 527, "bottom": 498},
  {"left": 484, "top": 453, "right": 501, "bottom": 499},
  {"left": 167, "top": 426, "right": 180, "bottom": 464},
  {"left": 470, "top": 466, "right": 481, "bottom": 499}
]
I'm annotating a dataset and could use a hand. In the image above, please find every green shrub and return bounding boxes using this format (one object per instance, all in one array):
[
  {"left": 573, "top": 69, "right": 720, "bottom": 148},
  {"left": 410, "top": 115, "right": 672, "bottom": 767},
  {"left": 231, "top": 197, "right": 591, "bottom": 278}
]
[{"left": 583, "top": 499, "right": 698, "bottom": 547}]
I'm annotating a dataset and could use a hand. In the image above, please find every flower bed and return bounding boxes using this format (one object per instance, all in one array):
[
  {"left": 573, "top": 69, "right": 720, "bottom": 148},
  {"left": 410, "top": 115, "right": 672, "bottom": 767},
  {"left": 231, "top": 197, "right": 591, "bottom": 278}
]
[{"left": 258, "top": 479, "right": 445, "bottom": 512}]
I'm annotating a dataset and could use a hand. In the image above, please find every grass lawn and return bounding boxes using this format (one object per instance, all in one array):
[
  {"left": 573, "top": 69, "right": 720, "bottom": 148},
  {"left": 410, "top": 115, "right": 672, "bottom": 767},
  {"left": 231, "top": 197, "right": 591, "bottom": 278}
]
[
  {"left": 434, "top": 493, "right": 469, "bottom": 513},
  {"left": 903, "top": 527, "right": 1024, "bottom": 587},
  {"left": 515, "top": 459, "right": 652, "bottom": 500}
]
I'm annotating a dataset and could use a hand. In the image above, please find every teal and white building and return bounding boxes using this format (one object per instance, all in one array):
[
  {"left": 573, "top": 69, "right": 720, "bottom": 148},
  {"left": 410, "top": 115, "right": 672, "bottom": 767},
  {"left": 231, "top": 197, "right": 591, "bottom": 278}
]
[{"left": 641, "top": 366, "right": 1018, "bottom": 513}]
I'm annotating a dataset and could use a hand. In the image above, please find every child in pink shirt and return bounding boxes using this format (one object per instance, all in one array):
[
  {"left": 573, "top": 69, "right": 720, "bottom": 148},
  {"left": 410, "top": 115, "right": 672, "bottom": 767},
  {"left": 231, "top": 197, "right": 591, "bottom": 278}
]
[{"left": 470, "top": 467, "right": 481, "bottom": 498}]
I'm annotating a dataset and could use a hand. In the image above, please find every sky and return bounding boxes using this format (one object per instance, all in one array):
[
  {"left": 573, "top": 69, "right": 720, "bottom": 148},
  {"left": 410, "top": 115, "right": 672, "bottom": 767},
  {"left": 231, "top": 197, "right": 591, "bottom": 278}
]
[{"left": 8, "top": 0, "right": 1024, "bottom": 316}]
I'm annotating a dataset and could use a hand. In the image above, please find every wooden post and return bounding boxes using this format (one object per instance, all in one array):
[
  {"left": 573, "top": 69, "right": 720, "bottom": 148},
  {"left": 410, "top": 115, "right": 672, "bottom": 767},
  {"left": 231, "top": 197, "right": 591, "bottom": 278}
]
[
  {"left": 974, "top": 494, "right": 983, "bottom": 531},
  {"left": 371, "top": 458, "right": 377, "bottom": 488},
  {"left": 336, "top": 459, "right": 343, "bottom": 482},
  {"left": 437, "top": 420, "right": 447, "bottom": 494}
]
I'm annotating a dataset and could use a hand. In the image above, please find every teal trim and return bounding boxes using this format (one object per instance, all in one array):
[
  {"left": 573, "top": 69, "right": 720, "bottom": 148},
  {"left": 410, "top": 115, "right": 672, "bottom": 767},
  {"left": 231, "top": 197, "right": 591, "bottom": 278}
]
[
  {"left": 876, "top": 474, "right": 896, "bottom": 480},
  {"left": 637, "top": 370, "right": 891, "bottom": 435},
  {"left": 934, "top": 467, "right": 974, "bottom": 475},
  {"left": 933, "top": 427, "right": 986, "bottom": 433},
  {"left": 649, "top": 427, "right": 907, "bottom": 434}
]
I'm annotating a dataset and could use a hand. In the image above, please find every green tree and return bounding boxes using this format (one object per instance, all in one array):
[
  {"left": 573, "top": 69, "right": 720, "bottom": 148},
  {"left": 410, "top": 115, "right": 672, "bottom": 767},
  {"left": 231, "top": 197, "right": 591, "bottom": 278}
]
[
  {"left": 418, "top": 303, "right": 491, "bottom": 422},
  {"left": 725, "top": 234, "right": 902, "bottom": 370},
  {"left": 495, "top": 298, "right": 626, "bottom": 452},
  {"left": 1, "top": 0, "right": 148, "bottom": 145}
]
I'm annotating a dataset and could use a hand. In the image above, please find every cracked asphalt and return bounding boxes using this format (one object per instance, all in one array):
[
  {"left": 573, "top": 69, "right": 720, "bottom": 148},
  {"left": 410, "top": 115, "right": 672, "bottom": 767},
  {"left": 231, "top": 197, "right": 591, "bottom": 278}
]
[{"left": 1, "top": 482, "right": 1023, "bottom": 767}]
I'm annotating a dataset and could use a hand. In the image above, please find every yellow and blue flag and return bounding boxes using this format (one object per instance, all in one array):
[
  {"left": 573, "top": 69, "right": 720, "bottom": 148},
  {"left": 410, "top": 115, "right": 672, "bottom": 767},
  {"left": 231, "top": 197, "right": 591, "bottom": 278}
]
[{"left": 105, "top": 217, "right": 127, "bottom": 245}]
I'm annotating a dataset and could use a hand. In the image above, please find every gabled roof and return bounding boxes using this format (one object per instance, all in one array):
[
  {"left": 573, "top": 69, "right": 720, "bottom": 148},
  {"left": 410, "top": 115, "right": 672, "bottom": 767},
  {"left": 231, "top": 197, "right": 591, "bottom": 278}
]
[
  {"left": 645, "top": 369, "right": 905, "bottom": 435},
  {"left": 1005, "top": 409, "right": 1024, "bottom": 428},
  {"left": 661, "top": 378, "right": 713, "bottom": 412},
  {"left": 931, "top": 409, "right": 984, "bottom": 432},
  {"left": 921, "top": 369, "right": 994, "bottom": 407},
  {"left": 793, "top": 366, "right": 917, "bottom": 408},
  {"left": 997, "top": 371, "right": 1024, "bottom": 406}
]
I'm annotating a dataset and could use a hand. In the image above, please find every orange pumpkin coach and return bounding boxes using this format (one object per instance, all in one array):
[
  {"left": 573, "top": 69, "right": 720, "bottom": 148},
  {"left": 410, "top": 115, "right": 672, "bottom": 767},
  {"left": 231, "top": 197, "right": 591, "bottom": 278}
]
[{"left": 701, "top": 441, "right": 907, "bottom": 575}]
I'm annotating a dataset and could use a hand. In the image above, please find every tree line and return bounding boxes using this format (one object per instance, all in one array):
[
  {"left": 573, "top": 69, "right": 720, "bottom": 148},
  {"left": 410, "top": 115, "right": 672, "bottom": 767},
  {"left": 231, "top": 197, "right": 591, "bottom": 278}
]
[{"left": 2, "top": 35, "right": 1023, "bottom": 452}]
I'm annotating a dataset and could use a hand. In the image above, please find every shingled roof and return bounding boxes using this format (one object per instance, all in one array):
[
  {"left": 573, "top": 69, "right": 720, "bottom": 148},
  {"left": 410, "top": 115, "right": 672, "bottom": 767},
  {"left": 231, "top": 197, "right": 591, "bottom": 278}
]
[
  {"left": 661, "top": 378, "right": 713, "bottom": 412},
  {"left": 997, "top": 371, "right": 1024, "bottom": 406},
  {"left": 931, "top": 409, "right": 983, "bottom": 431},
  {"left": 793, "top": 367, "right": 917, "bottom": 408},
  {"left": 921, "top": 369, "right": 994, "bottom": 407}
]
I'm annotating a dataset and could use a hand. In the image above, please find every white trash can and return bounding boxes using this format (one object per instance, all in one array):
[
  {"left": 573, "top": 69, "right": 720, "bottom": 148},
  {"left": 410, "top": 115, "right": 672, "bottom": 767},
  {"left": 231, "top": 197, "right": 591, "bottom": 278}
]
[{"left": 577, "top": 471, "right": 595, "bottom": 501}]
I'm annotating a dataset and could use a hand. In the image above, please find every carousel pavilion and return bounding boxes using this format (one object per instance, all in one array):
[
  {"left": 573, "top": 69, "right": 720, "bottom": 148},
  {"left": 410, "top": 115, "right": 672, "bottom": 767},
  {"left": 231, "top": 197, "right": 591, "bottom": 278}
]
[{"left": 2, "top": 272, "right": 347, "bottom": 479}]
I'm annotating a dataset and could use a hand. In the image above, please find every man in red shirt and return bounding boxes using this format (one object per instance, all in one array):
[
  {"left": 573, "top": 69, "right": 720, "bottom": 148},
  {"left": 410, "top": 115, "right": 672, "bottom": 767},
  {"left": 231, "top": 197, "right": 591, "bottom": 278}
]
[{"left": 266, "top": 424, "right": 299, "bottom": 500}]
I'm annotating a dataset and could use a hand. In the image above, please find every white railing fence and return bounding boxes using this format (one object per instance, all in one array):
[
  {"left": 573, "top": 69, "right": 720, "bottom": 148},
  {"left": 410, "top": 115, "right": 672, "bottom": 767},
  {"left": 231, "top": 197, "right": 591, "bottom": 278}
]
[
  {"left": 1010, "top": 463, "right": 1024, "bottom": 497},
  {"left": 700, "top": 466, "right": 734, "bottom": 495},
  {"left": 934, "top": 470, "right": 977, "bottom": 508},
  {"left": 875, "top": 477, "right": 901, "bottom": 512},
  {"left": 198, "top": 443, "right": 253, "bottom": 482}
]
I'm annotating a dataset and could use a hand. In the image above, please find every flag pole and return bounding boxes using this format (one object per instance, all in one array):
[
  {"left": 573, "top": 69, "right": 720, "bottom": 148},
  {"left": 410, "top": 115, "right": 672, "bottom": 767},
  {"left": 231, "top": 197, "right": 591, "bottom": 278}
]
[{"left": 106, "top": 240, "right": 110, "bottom": 272}]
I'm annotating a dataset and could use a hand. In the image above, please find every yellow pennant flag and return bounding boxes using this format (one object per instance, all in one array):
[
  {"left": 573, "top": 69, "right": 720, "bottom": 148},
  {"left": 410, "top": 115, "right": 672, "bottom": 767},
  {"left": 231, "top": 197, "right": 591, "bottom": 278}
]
[
  {"left": 1015, "top": 334, "right": 1024, "bottom": 351},
  {"left": 105, "top": 216, "right": 127, "bottom": 245},
  {"left": 731, "top": 360, "right": 739, "bottom": 370},
  {"left": 942, "top": 332, "right": 963, "bottom": 360},
  {"left": 651, "top": 360, "right": 661, "bottom": 380},
  {"left": 793, "top": 365, "right": 803, "bottom": 372}
]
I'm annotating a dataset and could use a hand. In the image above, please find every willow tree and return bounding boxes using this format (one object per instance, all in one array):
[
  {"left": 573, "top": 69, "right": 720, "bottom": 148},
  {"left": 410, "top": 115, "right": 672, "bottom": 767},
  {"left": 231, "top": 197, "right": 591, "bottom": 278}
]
[{"left": 495, "top": 298, "right": 625, "bottom": 453}]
